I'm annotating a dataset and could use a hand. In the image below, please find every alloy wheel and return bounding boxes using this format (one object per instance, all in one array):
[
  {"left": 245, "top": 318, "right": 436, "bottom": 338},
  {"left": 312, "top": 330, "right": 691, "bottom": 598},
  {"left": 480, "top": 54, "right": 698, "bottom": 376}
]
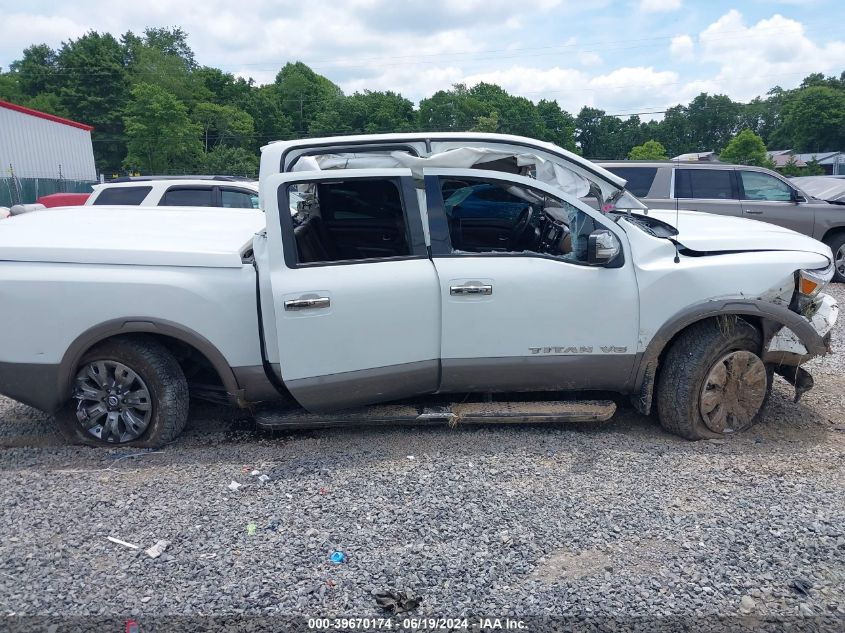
[{"left": 72, "top": 360, "right": 153, "bottom": 443}]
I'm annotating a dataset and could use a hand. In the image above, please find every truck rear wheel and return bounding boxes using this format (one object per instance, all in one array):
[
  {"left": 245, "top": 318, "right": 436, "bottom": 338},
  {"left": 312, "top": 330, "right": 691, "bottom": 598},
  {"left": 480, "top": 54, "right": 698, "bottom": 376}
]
[
  {"left": 656, "top": 318, "right": 772, "bottom": 440},
  {"left": 53, "top": 337, "right": 189, "bottom": 448}
]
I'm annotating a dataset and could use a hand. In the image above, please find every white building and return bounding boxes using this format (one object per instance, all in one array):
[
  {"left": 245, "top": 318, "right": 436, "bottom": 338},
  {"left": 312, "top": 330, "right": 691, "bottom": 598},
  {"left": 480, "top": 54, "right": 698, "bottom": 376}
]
[{"left": 0, "top": 100, "right": 96, "bottom": 204}]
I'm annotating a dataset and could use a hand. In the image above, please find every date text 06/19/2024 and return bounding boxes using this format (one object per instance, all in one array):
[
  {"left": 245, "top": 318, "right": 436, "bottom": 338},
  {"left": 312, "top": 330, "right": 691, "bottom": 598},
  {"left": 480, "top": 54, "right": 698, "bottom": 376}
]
[{"left": 307, "top": 617, "right": 528, "bottom": 630}]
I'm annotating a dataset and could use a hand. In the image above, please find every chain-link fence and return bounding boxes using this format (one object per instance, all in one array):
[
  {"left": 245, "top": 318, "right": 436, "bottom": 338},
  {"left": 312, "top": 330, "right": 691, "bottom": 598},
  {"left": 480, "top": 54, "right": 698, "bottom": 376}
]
[{"left": 0, "top": 176, "right": 95, "bottom": 207}]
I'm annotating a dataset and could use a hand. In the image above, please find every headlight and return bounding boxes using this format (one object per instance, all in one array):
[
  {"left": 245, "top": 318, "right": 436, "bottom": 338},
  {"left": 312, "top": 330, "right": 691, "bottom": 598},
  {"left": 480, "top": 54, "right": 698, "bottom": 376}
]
[{"left": 797, "top": 263, "right": 834, "bottom": 306}]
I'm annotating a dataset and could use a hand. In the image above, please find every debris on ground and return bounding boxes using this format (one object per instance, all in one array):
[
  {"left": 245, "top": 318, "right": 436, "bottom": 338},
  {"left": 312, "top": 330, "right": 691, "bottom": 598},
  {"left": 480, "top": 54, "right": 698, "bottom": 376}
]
[
  {"left": 329, "top": 551, "right": 347, "bottom": 564},
  {"left": 145, "top": 540, "right": 171, "bottom": 559},
  {"left": 265, "top": 519, "right": 279, "bottom": 531},
  {"left": 791, "top": 577, "right": 813, "bottom": 595},
  {"left": 258, "top": 474, "right": 270, "bottom": 483},
  {"left": 247, "top": 522, "right": 257, "bottom": 536},
  {"left": 374, "top": 589, "right": 422, "bottom": 614},
  {"left": 106, "top": 536, "right": 140, "bottom": 550},
  {"left": 318, "top": 487, "right": 329, "bottom": 495},
  {"left": 227, "top": 480, "right": 242, "bottom": 491}
]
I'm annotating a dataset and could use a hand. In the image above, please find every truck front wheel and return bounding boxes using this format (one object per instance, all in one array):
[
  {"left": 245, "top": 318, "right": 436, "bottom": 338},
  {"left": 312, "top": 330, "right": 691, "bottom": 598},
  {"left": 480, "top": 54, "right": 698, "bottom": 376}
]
[
  {"left": 54, "top": 337, "right": 189, "bottom": 448},
  {"left": 824, "top": 233, "right": 845, "bottom": 283},
  {"left": 656, "top": 318, "right": 772, "bottom": 440}
]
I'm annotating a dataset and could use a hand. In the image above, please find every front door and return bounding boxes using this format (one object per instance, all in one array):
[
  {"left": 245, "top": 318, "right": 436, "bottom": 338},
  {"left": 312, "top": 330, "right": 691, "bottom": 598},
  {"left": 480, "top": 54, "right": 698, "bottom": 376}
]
[
  {"left": 737, "top": 169, "right": 815, "bottom": 235},
  {"left": 261, "top": 169, "right": 441, "bottom": 411},
  {"left": 423, "top": 168, "right": 640, "bottom": 393}
]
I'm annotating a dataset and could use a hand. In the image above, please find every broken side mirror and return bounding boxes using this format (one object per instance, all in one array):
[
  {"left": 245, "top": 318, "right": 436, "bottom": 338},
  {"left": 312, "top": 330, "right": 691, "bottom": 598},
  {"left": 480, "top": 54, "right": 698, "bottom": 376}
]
[{"left": 587, "top": 229, "right": 621, "bottom": 266}]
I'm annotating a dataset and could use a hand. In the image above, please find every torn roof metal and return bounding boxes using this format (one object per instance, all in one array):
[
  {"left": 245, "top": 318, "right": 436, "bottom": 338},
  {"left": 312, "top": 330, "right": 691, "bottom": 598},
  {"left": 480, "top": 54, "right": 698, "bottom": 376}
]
[{"left": 261, "top": 132, "right": 629, "bottom": 203}]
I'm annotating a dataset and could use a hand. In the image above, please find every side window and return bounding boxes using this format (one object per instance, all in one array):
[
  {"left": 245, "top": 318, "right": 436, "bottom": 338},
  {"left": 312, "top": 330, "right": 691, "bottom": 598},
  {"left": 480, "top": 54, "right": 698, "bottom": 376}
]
[
  {"left": 221, "top": 188, "right": 259, "bottom": 209},
  {"left": 159, "top": 187, "right": 214, "bottom": 207},
  {"left": 286, "top": 178, "right": 411, "bottom": 265},
  {"left": 675, "top": 169, "right": 736, "bottom": 200},
  {"left": 606, "top": 167, "right": 658, "bottom": 197},
  {"left": 739, "top": 171, "right": 793, "bottom": 202},
  {"left": 92, "top": 186, "right": 152, "bottom": 205},
  {"left": 438, "top": 176, "right": 598, "bottom": 264}
]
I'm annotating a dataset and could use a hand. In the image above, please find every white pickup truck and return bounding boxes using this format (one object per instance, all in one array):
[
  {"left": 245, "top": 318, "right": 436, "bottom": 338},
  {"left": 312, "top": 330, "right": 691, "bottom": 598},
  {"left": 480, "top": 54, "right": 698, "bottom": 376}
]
[{"left": 0, "top": 133, "right": 838, "bottom": 447}]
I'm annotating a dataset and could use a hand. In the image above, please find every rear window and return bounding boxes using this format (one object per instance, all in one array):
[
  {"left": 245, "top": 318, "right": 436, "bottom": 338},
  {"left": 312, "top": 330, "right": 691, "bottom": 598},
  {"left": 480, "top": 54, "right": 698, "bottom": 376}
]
[
  {"left": 605, "top": 167, "right": 658, "bottom": 197},
  {"left": 159, "top": 187, "right": 215, "bottom": 207},
  {"left": 92, "top": 186, "right": 152, "bottom": 205},
  {"left": 675, "top": 169, "right": 737, "bottom": 200}
]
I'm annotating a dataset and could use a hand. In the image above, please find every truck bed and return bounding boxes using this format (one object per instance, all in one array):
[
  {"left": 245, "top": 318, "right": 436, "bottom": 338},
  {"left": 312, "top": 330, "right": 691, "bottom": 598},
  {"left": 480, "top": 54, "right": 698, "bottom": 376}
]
[{"left": 0, "top": 206, "right": 266, "bottom": 267}]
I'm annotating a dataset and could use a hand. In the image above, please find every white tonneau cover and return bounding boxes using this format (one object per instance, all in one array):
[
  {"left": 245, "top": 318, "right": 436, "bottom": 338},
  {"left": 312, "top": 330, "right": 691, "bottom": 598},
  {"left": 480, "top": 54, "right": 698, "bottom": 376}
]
[{"left": 0, "top": 206, "right": 266, "bottom": 267}]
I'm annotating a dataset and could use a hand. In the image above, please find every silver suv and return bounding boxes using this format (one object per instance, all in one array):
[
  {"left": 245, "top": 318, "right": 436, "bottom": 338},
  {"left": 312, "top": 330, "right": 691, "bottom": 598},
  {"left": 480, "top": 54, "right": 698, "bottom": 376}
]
[{"left": 598, "top": 161, "right": 845, "bottom": 282}]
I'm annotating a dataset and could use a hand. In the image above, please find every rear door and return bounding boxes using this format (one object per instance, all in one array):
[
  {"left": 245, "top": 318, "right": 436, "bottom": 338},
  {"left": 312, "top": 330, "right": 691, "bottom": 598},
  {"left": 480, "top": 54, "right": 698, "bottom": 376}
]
[
  {"left": 737, "top": 169, "right": 815, "bottom": 235},
  {"left": 423, "top": 168, "right": 640, "bottom": 393},
  {"left": 670, "top": 167, "right": 743, "bottom": 217},
  {"left": 259, "top": 168, "right": 441, "bottom": 411}
]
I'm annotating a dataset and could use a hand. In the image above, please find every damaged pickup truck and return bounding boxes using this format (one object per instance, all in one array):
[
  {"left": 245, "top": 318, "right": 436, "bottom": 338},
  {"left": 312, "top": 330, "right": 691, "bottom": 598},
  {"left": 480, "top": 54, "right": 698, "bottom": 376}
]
[{"left": 0, "top": 133, "right": 838, "bottom": 446}]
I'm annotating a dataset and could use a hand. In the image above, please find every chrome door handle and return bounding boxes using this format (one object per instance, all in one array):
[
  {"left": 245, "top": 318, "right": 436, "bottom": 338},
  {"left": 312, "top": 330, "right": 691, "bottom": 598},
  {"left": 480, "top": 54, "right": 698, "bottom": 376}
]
[
  {"left": 745, "top": 210, "right": 764, "bottom": 215},
  {"left": 284, "top": 297, "right": 330, "bottom": 311},
  {"left": 450, "top": 284, "right": 492, "bottom": 296}
]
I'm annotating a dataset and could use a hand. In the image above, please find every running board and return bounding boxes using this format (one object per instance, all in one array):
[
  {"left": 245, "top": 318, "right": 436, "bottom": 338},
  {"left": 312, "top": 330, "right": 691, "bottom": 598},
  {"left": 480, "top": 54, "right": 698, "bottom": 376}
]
[{"left": 255, "top": 400, "right": 616, "bottom": 430}]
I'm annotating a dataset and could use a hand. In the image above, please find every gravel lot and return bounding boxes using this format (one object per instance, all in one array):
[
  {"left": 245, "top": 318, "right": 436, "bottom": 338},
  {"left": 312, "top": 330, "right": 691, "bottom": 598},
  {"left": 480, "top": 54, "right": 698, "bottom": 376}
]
[{"left": 1, "top": 286, "right": 844, "bottom": 631}]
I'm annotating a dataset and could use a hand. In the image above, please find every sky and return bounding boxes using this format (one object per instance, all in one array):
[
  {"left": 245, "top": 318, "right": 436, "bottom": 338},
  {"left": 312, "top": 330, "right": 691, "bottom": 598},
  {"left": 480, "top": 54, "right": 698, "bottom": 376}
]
[{"left": 0, "top": 0, "right": 843, "bottom": 117}]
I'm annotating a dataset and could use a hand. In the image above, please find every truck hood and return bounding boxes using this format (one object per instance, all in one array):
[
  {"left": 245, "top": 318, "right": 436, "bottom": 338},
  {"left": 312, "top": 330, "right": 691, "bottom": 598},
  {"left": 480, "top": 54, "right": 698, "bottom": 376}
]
[
  {"left": 0, "top": 206, "right": 266, "bottom": 267},
  {"left": 643, "top": 208, "right": 832, "bottom": 258}
]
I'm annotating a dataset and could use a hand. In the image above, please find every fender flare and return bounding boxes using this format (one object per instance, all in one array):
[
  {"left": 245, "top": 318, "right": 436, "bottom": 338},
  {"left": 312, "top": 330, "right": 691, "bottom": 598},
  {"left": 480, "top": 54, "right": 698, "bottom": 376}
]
[
  {"left": 630, "top": 299, "right": 825, "bottom": 414},
  {"left": 57, "top": 317, "right": 241, "bottom": 408}
]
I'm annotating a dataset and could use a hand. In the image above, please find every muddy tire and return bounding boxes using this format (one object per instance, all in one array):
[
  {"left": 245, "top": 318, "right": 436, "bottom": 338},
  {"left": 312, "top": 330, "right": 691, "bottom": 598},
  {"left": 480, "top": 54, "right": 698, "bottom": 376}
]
[
  {"left": 53, "top": 336, "right": 189, "bottom": 448},
  {"left": 656, "top": 318, "right": 772, "bottom": 440}
]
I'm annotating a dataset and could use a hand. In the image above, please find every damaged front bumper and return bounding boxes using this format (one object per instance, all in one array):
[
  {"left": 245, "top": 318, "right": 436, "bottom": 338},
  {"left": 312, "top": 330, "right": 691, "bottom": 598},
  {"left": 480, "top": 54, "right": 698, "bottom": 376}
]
[{"left": 764, "top": 293, "right": 839, "bottom": 401}]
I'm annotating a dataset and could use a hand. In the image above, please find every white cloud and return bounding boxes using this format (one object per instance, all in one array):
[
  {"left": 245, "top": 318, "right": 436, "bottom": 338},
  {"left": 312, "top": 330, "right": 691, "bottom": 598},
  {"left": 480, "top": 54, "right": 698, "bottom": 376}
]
[
  {"left": 694, "top": 10, "right": 845, "bottom": 101},
  {"left": 578, "top": 51, "right": 604, "bottom": 66},
  {"left": 669, "top": 35, "right": 694, "bottom": 61},
  {"left": 638, "top": 0, "right": 681, "bottom": 13}
]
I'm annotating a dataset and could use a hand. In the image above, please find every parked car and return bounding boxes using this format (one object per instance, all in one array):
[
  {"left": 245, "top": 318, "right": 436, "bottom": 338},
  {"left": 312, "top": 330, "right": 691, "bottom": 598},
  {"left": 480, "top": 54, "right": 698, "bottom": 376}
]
[
  {"left": 37, "top": 192, "right": 91, "bottom": 207},
  {"left": 790, "top": 175, "right": 845, "bottom": 205},
  {"left": 86, "top": 176, "right": 259, "bottom": 209},
  {"left": 597, "top": 161, "right": 845, "bottom": 282},
  {"left": 0, "top": 133, "right": 837, "bottom": 447}
]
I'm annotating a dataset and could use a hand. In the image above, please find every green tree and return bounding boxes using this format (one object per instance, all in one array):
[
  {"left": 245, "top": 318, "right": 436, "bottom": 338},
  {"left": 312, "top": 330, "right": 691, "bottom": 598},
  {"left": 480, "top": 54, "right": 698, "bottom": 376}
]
[
  {"left": 803, "top": 157, "right": 826, "bottom": 176},
  {"left": 55, "top": 32, "right": 130, "bottom": 171},
  {"left": 685, "top": 93, "right": 742, "bottom": 151},
  {"left": 472, "top": 110, "right": 500, "bottom": 132},
  {"left": 535, "top": 99, "right": 576, "bottom": 152},
  {"left": 192, "top": 102, "right": 254, "bottom": 151},
  {"left": 123, "top": 29, "right": 210, "bottom": 108},
  {"left": 312, "top": 90, "right": 416, "bottom": 135},
  {"left": 719, "top": 129, "right": 774, "bottom": 167},
  {"left": 779, "top": 155, "right": 804, "bottom": 177},
  {"left": 574, "top": 107, "right": 641, "bottom": 159},
  {"left": 627, "top": 139, "right": 668, "bottom": 160},
  {"left": 779, "top": 85, "right": 845, "bottom": 153},
  {"left": 0, "top": 68, "right": 24, "bottom": 102},
  {"left": 237, "top": 85, "right": 294, "bottom": 149},
  {"left": 9, "top": 44, "right": 58, "bottom": 96},
  {"left": 199, "top": 146, "right": 259, "bottom": 178},
  {"left": 123, "top": 83, "right": 202, "bottom": 174},
  {"left": 274, "top": 62, "right": 343, "bottom": 133},
  {"left": 418, "top": 84, "right": 486, "bottom": 131}
]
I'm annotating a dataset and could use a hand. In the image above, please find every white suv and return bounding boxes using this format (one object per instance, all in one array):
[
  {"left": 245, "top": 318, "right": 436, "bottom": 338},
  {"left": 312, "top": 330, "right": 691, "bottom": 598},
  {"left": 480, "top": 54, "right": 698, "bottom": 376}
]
[{"left": 86, "top": 176, "right": 259, "bottom": 209}]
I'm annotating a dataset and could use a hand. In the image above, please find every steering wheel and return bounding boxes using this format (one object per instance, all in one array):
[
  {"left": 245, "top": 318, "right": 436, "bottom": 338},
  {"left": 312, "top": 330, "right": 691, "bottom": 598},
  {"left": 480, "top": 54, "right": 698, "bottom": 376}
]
[{"left": 508, "top": 206, "right": 535, "bottom": 250}]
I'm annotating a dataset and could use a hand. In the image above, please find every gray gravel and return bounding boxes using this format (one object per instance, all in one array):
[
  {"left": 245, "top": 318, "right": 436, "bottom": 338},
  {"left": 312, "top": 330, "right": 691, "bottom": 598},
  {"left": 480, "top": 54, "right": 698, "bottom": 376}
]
[{"left": 1, "top": 287, "right": 844, "bottom": 629}]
